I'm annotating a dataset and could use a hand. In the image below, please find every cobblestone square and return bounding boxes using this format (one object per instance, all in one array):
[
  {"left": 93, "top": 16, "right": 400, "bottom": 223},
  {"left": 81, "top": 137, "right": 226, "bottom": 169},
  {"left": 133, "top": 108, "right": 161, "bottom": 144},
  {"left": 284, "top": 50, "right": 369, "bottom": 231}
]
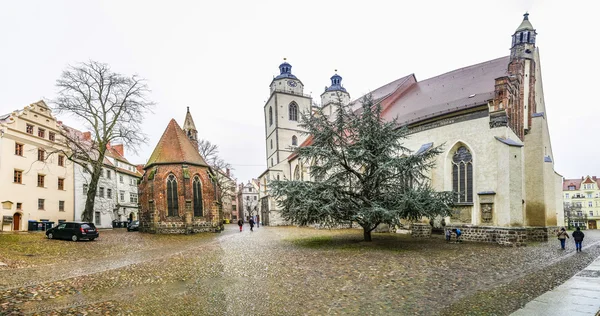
[{"left": 1, "top": 226, "right": 599, "bottom": 315}]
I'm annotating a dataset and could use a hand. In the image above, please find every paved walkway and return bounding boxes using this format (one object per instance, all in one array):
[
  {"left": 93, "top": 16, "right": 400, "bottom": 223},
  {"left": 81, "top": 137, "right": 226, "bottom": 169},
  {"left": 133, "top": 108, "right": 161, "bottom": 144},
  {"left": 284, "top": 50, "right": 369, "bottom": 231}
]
[{"left": 512, "top": 255, "right": 600, "bottom": 316}]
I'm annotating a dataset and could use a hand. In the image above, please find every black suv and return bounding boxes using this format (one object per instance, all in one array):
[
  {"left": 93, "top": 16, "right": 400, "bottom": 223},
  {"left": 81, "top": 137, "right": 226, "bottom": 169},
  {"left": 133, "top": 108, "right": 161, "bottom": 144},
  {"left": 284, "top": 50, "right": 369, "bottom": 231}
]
[
  {"left": 127, "top": 220, "right": 139, "bottom": 232},
  {"left": 46, "top": 222, "right": 99, "bottom": 241}
]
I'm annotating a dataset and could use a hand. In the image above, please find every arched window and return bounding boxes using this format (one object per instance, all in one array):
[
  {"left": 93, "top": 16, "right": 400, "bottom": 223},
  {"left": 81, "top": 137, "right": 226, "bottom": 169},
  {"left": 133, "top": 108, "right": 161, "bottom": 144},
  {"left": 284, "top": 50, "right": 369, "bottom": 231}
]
[
  {"left": 166, "top": 174, "right": 179, "bottom": 216},
  {"left": 294, "top": 165, "right": 300, "bottom": 180},
  {"left": 193, "top": 175, "right": 203, "bottom": 217},
  {"left": 452, "top": 146, "right": 473, "bottom": 203},
  {"left": 292, "top": 135, "right": 298, "bottom": 146},
  {"left": 269, "top": 107, "right": 273, "bottom": 126},
  {"left": 289, "top": 102, "right": 298, "bottom": 121}
]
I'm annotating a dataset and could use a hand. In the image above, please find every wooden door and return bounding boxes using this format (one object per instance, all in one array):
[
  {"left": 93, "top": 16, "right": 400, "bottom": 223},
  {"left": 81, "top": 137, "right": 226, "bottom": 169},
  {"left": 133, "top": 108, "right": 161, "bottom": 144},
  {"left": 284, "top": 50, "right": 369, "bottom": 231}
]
[
  {"left": 13, "top": 213, "right": 21, "bottom": 231},
  {"left": 589, "top": 220, "right": 597, "bottom": 230}
]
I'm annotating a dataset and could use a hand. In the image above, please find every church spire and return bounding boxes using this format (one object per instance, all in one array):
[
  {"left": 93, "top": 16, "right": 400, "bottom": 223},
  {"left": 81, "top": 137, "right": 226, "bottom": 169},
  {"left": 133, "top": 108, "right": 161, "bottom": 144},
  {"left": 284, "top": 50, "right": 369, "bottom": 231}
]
[
  {"left": 511, "top": 12, "right": 537, "bottom": 60},
  {"left": 182, "top": 107, "right": 198, "bottom": 150}
]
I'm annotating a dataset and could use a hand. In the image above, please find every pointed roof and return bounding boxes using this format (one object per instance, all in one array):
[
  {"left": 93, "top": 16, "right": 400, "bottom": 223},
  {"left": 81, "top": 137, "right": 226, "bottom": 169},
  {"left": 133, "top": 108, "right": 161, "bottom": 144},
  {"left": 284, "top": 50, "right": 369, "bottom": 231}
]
[
  {"left": 516, "top": 13, "right": 534, "bottom": 32},
  {"left": 183, "top": 107, "right": 197, "bottom": 132},
  {"left": 145, "top": 119, "right": 208, "bottom": 169}
]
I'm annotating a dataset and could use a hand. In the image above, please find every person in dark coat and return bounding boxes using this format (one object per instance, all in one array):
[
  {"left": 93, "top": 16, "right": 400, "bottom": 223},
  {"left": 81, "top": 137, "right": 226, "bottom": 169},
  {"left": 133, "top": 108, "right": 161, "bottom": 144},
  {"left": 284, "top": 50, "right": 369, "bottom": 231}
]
[
  {"left": 572, "top": 227, "right": 585, "bottom": 252},
  {"left": 249, "top": 218, "right": 255, "bottom": 231},
  {"left": 237, "top": 219, "right": 243, "bottom": 232},
  {"left": 557, "top": 227, "right": 569, "bottom": 250}
]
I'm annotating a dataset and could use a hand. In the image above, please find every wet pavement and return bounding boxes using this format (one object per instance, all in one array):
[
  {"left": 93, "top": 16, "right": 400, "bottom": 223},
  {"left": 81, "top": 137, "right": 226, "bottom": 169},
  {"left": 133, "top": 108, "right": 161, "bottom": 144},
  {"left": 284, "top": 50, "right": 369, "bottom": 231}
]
[{"left": 1, "top": 225, "right": 600, "bottom": 315}]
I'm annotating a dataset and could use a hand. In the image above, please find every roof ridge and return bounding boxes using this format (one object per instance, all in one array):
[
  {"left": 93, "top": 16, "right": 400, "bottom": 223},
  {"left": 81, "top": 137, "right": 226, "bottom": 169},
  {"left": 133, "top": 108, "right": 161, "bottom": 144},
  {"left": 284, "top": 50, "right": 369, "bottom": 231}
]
[{"left": 419, "top": 56, "right": 509, "bottom": 83}]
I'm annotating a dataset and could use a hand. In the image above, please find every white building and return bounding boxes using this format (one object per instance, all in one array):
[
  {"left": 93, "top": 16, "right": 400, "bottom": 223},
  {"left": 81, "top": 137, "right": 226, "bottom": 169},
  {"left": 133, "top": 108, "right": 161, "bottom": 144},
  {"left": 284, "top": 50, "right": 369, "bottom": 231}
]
[
  {"left": 0, "top": 101, "right": 75, "bottom": 230},
  {"left": 72, "top": 133, "right": 141, "bottom": 228},
  {"left": 238, "top": 180, "right": 259, "bottom": 221}
]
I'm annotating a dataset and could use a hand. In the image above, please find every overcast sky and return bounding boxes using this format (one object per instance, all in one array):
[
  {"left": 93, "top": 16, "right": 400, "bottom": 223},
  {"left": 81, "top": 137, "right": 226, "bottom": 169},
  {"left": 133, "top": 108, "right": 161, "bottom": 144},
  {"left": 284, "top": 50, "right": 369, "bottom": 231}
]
[{"left": 1, "top": 0, "right": 597, "bottom": 183}]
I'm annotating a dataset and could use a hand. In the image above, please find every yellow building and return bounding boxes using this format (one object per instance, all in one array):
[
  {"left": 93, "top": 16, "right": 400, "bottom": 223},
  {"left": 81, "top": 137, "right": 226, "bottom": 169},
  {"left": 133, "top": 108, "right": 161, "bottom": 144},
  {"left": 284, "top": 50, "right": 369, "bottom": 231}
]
[
  {"left": 563, "top": 176, "right": 600, "bottom": 229},
  {"left": 0, "top": 101, "right": 74, "bottom": 231}
]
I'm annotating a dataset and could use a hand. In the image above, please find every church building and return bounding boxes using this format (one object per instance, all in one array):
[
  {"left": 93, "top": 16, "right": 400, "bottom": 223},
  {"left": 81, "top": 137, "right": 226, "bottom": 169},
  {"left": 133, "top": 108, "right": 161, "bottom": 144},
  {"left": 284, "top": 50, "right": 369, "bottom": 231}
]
[
  {"left": 138, "top": 109, "right": 221, "bottom": 233},
  {"left": 258, "top": 13, "right": 564, "bottom": 245}
]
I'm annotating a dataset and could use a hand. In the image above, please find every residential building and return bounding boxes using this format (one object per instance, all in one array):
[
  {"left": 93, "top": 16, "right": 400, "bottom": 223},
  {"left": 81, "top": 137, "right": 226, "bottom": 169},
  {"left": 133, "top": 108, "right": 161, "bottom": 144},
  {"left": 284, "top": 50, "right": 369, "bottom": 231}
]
[
  {"left": 239, "top": 180, "right": 259, "bottom": 222},
  {"left": 216, "top": 168, "right": 236, "bottom": 222},
  {"left": 258, "top": 13, "right": 563, "bottom": 245},
  {"left": 563, "top": 176, "right": 600, "bottom": 229},
  {"left": 0, "top": 101, "right": 74, "bottom": 230},
  {"left": 71, "top": 129, "right": 142, "bottom": 229}
]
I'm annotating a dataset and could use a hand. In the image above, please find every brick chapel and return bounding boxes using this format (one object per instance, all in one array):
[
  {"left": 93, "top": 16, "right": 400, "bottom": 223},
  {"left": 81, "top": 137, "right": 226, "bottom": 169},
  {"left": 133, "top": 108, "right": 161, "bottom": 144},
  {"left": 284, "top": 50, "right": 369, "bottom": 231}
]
[{"left": 138, "top": 109, "right": 220, "bottom": 234}]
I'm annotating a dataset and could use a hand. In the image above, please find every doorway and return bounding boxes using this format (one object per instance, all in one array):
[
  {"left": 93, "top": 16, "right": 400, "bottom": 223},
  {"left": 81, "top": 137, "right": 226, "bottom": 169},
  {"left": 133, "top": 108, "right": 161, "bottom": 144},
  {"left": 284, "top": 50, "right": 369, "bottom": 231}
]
[
  {"left": 13, "top": 213, "right": 21, "bottom": 231},
  {"left": 589, "top": 220, "right": 597, "bottom": 230}
]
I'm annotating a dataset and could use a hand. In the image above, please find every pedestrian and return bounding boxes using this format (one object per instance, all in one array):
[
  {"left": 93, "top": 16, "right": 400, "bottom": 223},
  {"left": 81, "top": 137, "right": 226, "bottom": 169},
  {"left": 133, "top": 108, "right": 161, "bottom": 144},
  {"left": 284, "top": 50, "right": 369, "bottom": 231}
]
[
  {"left": 452, "top": 228, "right": 462, "bottom": 243},
  {"left": 557, "top": 227, "right": 569, "bottom": 250},
  {"left": 237, "top": 219, "right": 243, "bottom": 232},
  {"left": 445, "top": 229, "right": 451, "bottom": 242},
  {"left": 256, "top": 215, "right": 260, "bottom": 228},
  {"left": 572, "top": 226, "right": 585, "bottom": 252},
  {"left": 249, "top": 218, "right": 255, "bottom": 232}
]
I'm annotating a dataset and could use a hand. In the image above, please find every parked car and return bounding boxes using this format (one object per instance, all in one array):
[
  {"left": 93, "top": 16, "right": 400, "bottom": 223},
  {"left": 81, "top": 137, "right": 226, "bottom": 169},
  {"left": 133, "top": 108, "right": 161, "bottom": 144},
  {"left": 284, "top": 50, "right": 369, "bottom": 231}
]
[
  {"left": 127, "top": 220, "right": 139, "bottom": 232},
  {"left": 46, "top": 222, "right": 99, "bottom": 241}
]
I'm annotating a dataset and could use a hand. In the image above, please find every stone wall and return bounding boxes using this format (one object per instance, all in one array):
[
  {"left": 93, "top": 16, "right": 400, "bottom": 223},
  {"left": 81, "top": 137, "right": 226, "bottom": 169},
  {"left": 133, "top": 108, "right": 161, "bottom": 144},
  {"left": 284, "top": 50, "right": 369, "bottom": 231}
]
[
  {"left": 140, "top": 221, "right": 219, "bottom": 234},
  {"left": 445, "top": 225, "right": 560, "bottom": 247},
  {"left": 411, "top": 223, "right": 432, "bottom": 238}
]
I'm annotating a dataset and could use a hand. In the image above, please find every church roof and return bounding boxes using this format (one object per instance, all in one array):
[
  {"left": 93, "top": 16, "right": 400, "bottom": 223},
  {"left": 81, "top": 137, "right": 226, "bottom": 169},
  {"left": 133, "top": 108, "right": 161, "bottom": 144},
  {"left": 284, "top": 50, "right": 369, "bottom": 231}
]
[
  {"left": 381, "top": 56, "right": 510, "bottom": 125},
  {"left": 516, "top": 13, "right": 534, "bottom": 32},
  {"left": 183, "top": 107, "right": 197, "bottom": 131},
  {"left": 145, "top": 119, "right": 208, "bottom": 169}
]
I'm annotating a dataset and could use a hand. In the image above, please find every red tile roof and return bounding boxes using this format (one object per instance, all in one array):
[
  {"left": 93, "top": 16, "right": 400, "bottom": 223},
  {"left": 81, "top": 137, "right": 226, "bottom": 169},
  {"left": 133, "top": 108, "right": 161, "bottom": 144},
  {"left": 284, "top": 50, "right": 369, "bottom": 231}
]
[
  {"left": 563, "top": 176, "right": 599, "bottom": 190},
  {"left": 145, "top": 119, "right": 208, "bottom": 169},
  {"left": 382, "top": 56, "right": 509, "bottom": 125}
]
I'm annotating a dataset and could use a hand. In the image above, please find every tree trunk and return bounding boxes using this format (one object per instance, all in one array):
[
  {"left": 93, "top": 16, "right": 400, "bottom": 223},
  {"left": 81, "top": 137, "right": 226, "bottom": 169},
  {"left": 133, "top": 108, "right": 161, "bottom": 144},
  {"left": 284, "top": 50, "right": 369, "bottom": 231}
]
[
  {"left": 83, "top": 160, "right": 104, "bottom": 222},
  {"left": 363, "top": 228, "right": 372, "bottom": 242}
]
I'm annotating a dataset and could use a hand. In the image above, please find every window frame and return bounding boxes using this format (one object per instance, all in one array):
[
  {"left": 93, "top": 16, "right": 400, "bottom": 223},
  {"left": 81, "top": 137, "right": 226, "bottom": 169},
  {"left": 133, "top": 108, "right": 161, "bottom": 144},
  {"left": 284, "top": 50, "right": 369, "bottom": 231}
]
[
  {"left": 452, "top": 146, "right": 473, "bottom": 204},
  {"left": 192, "top": 175, "right": 203, "bottom": 217},
  {"left": 289, "top": 102, "right": 298, "bottom": 121},
  {"left": 166, "top": 174, "right": 179, "bottom": 217},
  {"left": 59, "top": 200, "right": 65, "bottom": 212},
  {"left": 58, "top": 178, "right": 65, "bottom": 190},
  {"left": 37, "top": 174, "right": 45, "bottom": 187},
  {"left": 14, "top": 170, "right": 23, "bottom": 184},
  {"left": 38, "top": 198, "right": 45, "bottom": 210},
  {"left": 15, "top": 143, "right": 23, "bottom": 156}
]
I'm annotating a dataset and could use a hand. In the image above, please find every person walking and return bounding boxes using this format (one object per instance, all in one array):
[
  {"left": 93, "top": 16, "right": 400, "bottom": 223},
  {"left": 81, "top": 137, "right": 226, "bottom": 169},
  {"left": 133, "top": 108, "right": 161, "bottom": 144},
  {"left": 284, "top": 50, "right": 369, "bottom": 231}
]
[
  {"left": 249, "top": 218, "right": 255, "bottom": 232},
  {"left": 557, "top": 227, "right": 570, "bottom": 250},
  {"left": 572, "top": 227, "right": 585, "bottom": 252},
  {"left": 237, "top": 219, "right": 243, "bottom": 232},
  {"left": 445, "top": 229, "right": 451, "bottom": 242}
]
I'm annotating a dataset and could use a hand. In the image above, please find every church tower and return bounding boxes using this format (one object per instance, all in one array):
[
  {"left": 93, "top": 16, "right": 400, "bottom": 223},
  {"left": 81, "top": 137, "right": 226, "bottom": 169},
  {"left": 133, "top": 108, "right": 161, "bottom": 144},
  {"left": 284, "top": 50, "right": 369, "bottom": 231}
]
[
  {"left": 183, "top": 107, "right": 198, "bottom": 150},
  {"left": 321, "top": 70, "right": 351, "bottom": 118},
  {"left": 490, "top": 13, "right": 537, "bottom": 140},
  {"left": 264, "top": 59, "right": 312, "bottom": 168}
]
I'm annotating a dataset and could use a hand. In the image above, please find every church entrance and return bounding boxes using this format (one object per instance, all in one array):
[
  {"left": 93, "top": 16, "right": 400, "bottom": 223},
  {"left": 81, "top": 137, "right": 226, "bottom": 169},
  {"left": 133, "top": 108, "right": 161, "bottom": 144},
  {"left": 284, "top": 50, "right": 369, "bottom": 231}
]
[
  {"left": 588, "top": 220, "right": 597, "bottom": 230},
  {"left": 13, "top": 213, "right": 21, "bottom": 231}
]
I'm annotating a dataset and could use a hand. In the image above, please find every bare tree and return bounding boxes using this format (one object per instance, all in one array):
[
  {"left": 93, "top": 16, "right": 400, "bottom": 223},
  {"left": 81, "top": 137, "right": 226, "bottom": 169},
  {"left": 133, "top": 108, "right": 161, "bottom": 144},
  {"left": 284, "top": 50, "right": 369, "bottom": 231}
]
[
  {"left": 198, "top": 139, "right": 237, "bottom": 222},
  {"left": 564, "top": 202, "right": 586, "bottom": 230},
  {"left": 50, "top": 61, "right": 153, "bottom": 222}
]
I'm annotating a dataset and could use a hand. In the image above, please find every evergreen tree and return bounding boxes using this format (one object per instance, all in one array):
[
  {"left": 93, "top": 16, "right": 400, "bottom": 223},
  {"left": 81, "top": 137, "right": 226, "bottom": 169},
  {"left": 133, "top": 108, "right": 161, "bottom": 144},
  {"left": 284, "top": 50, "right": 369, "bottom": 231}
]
[{"left": 270, "top": 94, "right": 455, "bottom": 241}]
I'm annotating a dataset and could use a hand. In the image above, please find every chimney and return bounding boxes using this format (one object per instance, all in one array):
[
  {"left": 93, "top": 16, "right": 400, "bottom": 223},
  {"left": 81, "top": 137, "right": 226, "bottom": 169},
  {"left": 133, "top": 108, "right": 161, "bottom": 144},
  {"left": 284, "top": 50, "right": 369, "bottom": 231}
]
[
  {"left": 112, "top": 144, "right": 124, "bottom": 156},
  {"left": 136, "top": 164, "right": 145, "bottom": 173},
  {"left": 226, "top": 168, "right": 230, "bottom": 177},
  {"left": 83, "top": 131, "right": 91, "bottom": 140},
  {"left": 594, "top": 176, "right": 597, "bottom": 181}
]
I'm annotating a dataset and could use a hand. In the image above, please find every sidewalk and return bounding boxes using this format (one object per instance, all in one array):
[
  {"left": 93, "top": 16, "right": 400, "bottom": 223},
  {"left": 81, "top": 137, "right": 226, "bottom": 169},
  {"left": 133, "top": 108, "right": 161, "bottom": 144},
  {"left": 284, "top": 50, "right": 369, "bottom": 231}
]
[{"left": 512, "top": 256, "right": 600, "bottom": 316}]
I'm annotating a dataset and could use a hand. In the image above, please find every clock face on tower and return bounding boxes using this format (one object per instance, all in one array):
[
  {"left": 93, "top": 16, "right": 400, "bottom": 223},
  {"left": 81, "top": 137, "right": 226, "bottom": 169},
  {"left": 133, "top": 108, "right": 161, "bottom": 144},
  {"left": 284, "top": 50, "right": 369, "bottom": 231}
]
[{"left": 287, "top": 80, "right": 297, "bottom": 87}]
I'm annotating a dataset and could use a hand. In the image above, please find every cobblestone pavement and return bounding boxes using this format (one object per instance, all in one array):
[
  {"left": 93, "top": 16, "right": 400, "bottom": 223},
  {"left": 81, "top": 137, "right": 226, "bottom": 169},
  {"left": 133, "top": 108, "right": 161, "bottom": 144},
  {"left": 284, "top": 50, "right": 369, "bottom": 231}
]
[{"left": 1, "top": 225, "right": 599, "bottom": 315}]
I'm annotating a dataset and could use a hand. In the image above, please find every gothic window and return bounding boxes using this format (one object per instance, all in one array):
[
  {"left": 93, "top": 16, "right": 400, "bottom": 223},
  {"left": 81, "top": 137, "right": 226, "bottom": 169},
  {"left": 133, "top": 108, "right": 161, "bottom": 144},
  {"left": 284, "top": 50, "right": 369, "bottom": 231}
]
[
  {"left": 292, "top": 135, "right": 298, "bottom": 146},
  {"left": 193, "top": 175, "right": 203, "bottom": 217},
  {"left": 524, "top": 31, "right": 529, "bottom": 43},
  {"left": 289, "top": 102, "right": 298, "bottom": 121},
  {"left": 166, "top": 174, "right": 179, "bottom": 216},
  {"left": 519, "top": 32, "right": 523, "bottom": 43},
  {"left": 294, "top": 165, "right": 300, "bottom": 180},
  {"left": 452, "top": 146, "right": 473, "bottom": 203},
  {"left": 269, "top": 107, "right": 273, "bottom": 126}
]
